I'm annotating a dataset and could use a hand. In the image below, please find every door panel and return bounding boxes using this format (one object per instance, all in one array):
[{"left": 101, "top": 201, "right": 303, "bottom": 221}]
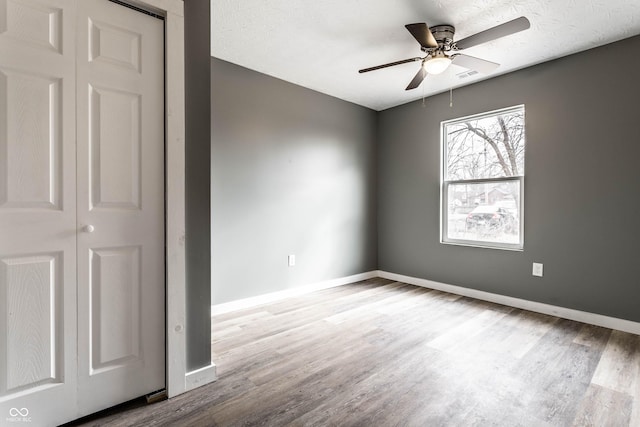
[
  {"left": 90, "top": 245, "right": 141, "bottom": 370},
  {"left": 76, "top": 0, "right": 164, "bottom": 416},
  {"left": 0, "top": 0, "right": 76, "bottom": 425},
  {"left": 89, "top": 18, "right": 142, "bottom": 72},
  {"left": 89, "top": 84, "right": 142, "bottom": 210},
  {"left": 0, "top": 70, "right": 62, "bottom": 209},
  {"left": 1, "top": 253, "right": 62, "bottom": 392},
  {"left": 0, "top": 0, "right": 63, "bottom": 54}
]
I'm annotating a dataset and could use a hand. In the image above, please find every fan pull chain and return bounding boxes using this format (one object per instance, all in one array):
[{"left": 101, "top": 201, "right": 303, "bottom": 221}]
[
  {"left": 450, "top": 88, "right": 453, "bottom": 108},
  {"left": 422, "top": 84, "right": 426, "bottom": 108}
]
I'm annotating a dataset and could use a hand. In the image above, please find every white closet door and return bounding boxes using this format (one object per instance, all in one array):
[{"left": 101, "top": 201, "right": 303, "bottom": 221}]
[
  {"left": 0, "top": 0, "right": 77, "bottom": 425},
  {"left": 0, "top": 0, "right": 165, "bottom": 423},
  {"left": 75, "top": 0, "right": 165, "bottom": 417}
]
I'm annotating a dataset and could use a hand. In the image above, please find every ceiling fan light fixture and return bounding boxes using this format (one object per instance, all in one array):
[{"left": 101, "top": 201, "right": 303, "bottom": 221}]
[{"left": 423, "top": 51, "right": 451, "bottom": 75}]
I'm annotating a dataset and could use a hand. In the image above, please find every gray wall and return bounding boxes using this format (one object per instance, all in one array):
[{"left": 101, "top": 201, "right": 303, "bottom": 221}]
[
  {"left": 211, "top": 58, "right": 378, "bottom": 304},
  {"left": 378, "top": 35, "right": 640, "bottom": 322},
  {"left": 185, "top": 0, "right": 211, "bottom": 370}
]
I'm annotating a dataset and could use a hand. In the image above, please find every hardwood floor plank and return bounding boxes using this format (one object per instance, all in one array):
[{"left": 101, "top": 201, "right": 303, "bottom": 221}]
[
  {"left": 262, "top": 279, "right": 396, "bottom": 316},
  {"left": 591, "top": 330, "right": 640, "bottom": 395},
  {"left": 373, "top": 288, "right": 459, "bottom": 315},
  {"left": 324, "top": 283, "right": 423, "bottom": 324},
  {"left": 499, "top": 310, "right": 559, "bottom": 359},
  {"left": 573, "top": 324, "right": 611, "bottom": 349},
  {"left": 426, "top": 308, "right": 511, "bottom": 351},
  {"left": 631, "top": 368, "right": 640, "bottom": 427},
  {"left": 212, "top": 310, "right": 274, "bottom": 333},
  {"left": 506, "top": 319, "right": 605, "bottom": 425},
  {"left": 571, "top": 384, "right": 633, "bottom": 426},
  {"left": 246, "top": 325, "right": 380, "bottom": 387}
]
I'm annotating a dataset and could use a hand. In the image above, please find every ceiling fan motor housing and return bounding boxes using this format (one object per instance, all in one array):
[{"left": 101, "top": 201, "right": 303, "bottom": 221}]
[{"left": 428, "top": 25, "right": 456, "bottom": 50}]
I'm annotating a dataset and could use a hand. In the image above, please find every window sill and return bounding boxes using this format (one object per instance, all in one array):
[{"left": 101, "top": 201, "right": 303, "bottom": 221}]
[{"left": 441, "top": 239, "right": 524, "bottom": 252}]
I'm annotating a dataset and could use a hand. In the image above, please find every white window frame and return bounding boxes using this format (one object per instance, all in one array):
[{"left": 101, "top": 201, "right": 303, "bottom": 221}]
[{"left": 440, "top": 105, "right": 525, "bottom": 251}]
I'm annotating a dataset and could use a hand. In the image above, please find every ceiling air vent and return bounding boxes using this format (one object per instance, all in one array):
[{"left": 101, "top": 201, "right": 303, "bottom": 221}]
[{"left": 457, "top": 70, "right": 478, "bottom": 79}]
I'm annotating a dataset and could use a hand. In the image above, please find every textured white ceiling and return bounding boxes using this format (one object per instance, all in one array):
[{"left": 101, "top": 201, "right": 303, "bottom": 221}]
[{"left": 211, "top": 0, "right": 640, "bottom": 111}]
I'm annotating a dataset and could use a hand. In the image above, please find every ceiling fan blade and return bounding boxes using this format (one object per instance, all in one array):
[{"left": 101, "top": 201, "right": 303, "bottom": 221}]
[
  {"left": 359, "top": 57, "right": 422, "bottom": 73},
  {"left": 455, "top": 16, "right": 530, "bottom": 50},
  {"left": 405, "top": 23, "right": 438, "bottom": 49},
  {"left": 452, "top": 54, "right": 499, "bottom": 74},
  {"left": 405, "top": 67, "right": 427, "bottom": 90}
]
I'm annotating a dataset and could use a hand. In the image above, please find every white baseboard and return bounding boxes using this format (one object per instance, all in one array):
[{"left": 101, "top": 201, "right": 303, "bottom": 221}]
[
  {"left": 185, "top": 363, "right": 217, "bottom": 392},
  {"left": 210, "top": 269, "right": 640, "bottom": 336},
  {"left": 378, "top": 270, "right": 640, "bottom": 336},
  {"left": 211, "top": 271, "right": 378, "bottom": 315}
]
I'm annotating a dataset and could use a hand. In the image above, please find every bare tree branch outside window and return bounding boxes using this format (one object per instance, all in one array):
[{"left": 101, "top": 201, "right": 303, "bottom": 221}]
[{"left": 446, "top": 111, "right": 524, "bottom": 180}]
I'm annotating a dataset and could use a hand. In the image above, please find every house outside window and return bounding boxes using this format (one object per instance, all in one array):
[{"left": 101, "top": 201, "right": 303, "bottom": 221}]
[{"left": 441, "top": 105, "right": 525, "bottom": 250}]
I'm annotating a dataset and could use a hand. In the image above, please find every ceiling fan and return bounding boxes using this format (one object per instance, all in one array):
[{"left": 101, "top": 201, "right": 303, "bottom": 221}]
[{"left": 359, "top": 17, "right": 531, "bottom": 90}]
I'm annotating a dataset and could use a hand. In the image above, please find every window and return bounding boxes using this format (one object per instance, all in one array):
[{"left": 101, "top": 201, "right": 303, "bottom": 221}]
[{"left": 441, "top": 105, "right": 525, "bottom": 250}]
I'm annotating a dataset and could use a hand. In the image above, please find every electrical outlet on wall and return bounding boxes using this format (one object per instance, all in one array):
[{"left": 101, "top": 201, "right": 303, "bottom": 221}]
[
  {"left": 288, "top": 254, "right": 295, "bottom": 267},
  {"left": 532, "top": 262, "right": 543, "bottom": 277}
]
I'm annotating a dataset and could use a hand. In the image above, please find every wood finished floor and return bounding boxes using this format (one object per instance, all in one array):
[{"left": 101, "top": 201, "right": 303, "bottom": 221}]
[{"left": 74, "top": 278, "right": 640, "bottom": 426}]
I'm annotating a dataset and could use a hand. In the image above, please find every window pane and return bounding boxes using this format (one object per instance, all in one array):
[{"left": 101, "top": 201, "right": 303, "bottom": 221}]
[
  {"left": 445, "top": 108, "right": 525, "bottom": 180},
  {"left": 446, "top": 180, "right": 521, "bottom": 246}
]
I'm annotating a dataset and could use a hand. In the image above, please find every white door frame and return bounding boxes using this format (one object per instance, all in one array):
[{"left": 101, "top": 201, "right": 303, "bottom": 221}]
[{"left": 124, "top": 0, "right": 215, "bottom": 397}]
